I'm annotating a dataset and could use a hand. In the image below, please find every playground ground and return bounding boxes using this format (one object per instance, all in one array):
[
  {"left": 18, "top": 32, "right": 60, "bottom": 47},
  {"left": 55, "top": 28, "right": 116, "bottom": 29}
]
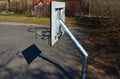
[{"left": 0, "top": 22, "right": 119, "bottom": 79}]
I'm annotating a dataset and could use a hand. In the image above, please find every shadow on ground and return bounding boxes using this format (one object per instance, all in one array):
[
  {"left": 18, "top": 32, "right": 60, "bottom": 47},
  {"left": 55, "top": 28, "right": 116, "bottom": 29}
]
[
  {"left": 0, "top": 44, "right": 80, "bottom": 79},
  {"left": 21, "top": 44, "right": 75, "bottom": 79},
  {"left": 74, "top": 16, "right": 111, "bottom": 28},
  {"left": 73, "top": 26, "right": 120, "bottom": 79},
  {"left": 0, "top": 25, "right": 81, "bottom": 79}
]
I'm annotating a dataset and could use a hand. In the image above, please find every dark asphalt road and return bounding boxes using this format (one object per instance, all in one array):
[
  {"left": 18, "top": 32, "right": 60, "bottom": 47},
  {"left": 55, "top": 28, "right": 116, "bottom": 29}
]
[{"left": 0, "top": 23, "right": 87, "bottom": 79}]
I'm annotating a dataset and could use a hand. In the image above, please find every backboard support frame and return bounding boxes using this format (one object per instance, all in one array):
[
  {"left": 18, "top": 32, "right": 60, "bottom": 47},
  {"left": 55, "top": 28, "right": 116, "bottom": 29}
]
[
  {"left": 51, "top": 1, "right": 65, "bottom": 46},
  {"left": 50, "top": 1, "right": 88, "bottom": 79}
]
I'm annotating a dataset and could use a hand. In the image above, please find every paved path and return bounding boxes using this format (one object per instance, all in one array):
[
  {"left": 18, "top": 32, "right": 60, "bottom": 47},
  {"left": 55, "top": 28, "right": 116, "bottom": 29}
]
[{"left": 0, "top": 23, "right": 87, "bottom": 79}]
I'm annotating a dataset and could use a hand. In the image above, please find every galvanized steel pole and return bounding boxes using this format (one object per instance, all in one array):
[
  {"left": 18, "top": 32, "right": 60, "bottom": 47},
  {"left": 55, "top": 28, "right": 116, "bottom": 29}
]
[{"left": 59, "top": 18, "right": 88, "bottom": 79}]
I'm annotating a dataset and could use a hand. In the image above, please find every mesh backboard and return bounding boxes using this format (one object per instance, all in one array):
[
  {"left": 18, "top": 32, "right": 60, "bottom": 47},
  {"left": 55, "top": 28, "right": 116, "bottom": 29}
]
[{"left": 51, "top": 1, "right": 65, "bottom": 46}]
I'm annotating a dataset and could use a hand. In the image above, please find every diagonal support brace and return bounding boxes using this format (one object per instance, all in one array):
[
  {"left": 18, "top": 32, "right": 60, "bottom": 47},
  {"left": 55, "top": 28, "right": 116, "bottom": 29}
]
[{"left": 59, "top": 18, "right": 88, "bottom": 79}]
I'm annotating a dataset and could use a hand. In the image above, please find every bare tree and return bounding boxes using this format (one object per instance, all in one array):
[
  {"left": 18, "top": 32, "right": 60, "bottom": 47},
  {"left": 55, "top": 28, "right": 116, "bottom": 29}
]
[
  {"left": 8, "top": 0, "right": 10, "bottom": 10},
  {"left": 66, "top": 0, "right": 89, "bottom": 17}
]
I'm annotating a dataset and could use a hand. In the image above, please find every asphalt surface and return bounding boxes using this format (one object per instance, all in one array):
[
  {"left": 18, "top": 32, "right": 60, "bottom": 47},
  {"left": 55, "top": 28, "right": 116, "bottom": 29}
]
[{"left": 0, "top": 22, "right": 87, "bottom": 79}]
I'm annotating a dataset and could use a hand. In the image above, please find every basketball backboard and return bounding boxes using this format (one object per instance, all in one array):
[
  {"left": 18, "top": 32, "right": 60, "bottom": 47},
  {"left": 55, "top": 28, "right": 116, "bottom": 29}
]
[{"left": 51, "top": 1, "right": 65, "bottom": 46}]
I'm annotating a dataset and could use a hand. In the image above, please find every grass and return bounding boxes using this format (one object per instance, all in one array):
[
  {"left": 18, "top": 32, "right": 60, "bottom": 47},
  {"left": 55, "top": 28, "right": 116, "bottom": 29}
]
[
  {"left": 0, "top": 14, "right": 50, "bottom": 25},
  {"left": 0, "top": 14, "right": 109, "bottom": 28},
  {"left": 0, "top": 14, "right": 79, "bottom": 27}
]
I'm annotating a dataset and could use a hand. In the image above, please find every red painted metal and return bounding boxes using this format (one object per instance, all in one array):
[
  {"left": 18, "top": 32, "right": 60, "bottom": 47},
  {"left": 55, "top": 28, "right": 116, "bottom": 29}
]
[{"left": 34, "top": 0, "right": 51, "bottom": 5}]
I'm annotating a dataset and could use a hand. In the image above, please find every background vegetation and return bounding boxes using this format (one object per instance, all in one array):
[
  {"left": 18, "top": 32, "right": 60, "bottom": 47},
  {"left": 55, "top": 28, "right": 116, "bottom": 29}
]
[{"left": 0, "top": 0, "right": 120, "bottom": 26}]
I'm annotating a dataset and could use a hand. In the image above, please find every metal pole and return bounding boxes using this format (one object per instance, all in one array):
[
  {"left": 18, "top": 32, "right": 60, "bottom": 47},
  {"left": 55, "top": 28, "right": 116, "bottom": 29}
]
[{"left": 59, "top": 19, "right": 88, "bottom": 79}]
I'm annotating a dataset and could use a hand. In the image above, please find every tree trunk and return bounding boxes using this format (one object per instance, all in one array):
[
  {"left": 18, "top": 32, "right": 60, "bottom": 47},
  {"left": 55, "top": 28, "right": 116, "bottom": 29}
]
[{"left": 8, "top": 0, "right": 10, "bottom": 10}]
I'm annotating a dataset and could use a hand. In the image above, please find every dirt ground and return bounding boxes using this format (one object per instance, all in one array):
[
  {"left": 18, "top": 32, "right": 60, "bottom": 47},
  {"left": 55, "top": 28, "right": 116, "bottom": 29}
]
[{"left": 77, "top": 26, "right": 120, "bottom": 79}]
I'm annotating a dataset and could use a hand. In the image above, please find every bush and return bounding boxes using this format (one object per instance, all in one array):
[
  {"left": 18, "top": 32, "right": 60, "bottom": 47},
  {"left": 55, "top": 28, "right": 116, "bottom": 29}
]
[
  {"left": 90, "top": 0, "right": 120, "bottom": 26},
  {"left": 0, "top": 3, "right": 5, "bottom": 12},
  {"left": 66, "top": 0, "right": 89, "bottom": 17}
]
